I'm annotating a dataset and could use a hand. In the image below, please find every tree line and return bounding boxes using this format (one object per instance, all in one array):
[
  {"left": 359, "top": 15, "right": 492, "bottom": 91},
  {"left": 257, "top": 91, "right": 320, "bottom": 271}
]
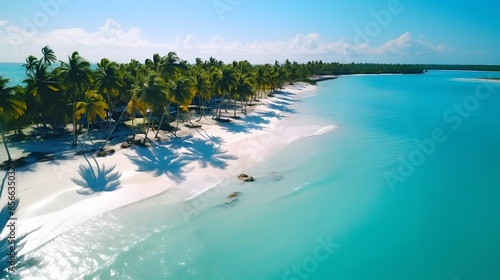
[
  {"left": 0, "top": 47, "right": 316, "bottom": 162},
  {"left": 301, "top": 61, "right": 500, "bottom": 75},
  {"left": 6, "top": 46, "right": 492, "bottom": 163}
]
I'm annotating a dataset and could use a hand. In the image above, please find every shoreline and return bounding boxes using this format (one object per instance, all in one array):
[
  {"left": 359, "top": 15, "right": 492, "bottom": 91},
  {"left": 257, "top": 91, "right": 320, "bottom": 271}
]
[
  {"left": 310, "top": 75, "right": 338, "bottom": 82},
  {"left": 478, "top": 77, "right": 500, "bottom": 82},
  {"left": 1, "top": 82, "right": 335, "bottom": 256}
]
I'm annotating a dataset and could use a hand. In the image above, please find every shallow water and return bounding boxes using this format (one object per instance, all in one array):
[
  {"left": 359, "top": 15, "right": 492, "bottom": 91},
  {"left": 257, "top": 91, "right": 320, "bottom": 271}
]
[{"left": 12, "top": 71, "right": 500, "bottom": 279}]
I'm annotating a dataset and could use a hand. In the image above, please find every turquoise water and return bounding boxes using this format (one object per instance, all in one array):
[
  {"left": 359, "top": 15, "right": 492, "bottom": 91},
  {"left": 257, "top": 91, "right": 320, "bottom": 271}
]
[
  {"left": 12, "top": 71, "right": 500, "bottom": 279},
  {"left": 0, "top": 63, "right": 25, "bottom": 86}
]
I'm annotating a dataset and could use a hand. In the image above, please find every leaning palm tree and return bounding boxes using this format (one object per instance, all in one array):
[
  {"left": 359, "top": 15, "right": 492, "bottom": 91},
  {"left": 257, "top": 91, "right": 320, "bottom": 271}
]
[
  {"left": 74, "top": 90, "right": 109, "bottom": 152},
  {"left": 169, "top": 76, "right": 196, "bottom": 136},
  {"left": 59, "top": 51, "right": 92, "bottom": 146},
  {"left": 0, "top": 77, "right": 27, "bottom": 162}
]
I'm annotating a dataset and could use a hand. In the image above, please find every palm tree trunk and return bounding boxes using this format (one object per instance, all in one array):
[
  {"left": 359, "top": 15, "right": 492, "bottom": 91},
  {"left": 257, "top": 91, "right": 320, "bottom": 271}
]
[
  {"left": 175, "top": 104, "right": 180, "bottom": 137},
  {"left": 100, "top": 105, "right": 128, "bottom": 150},
  {"left": 0, "top": 120, "right": 12, "bottom": 162},
  {"left": 197, "top": 98, "right": 204, "bottom": 122},
  {"left": 131, "top": 116, "right": 136, "bottom": 140},
  {"left": 143, "top": 112, "right": 152, "bottom": 144},
  {"left": 52, "top": 117, "right": 57, "bottom": 136},
  {"left": 198, "top": 93, "right": 202, "bottom": 115},
  {"left": 233, "top": 99, "right": 237, "bottom": 118},
  {"left": 72, "top": 91, "right": 78, "bottom": 146},
  {"left": 106, "top": 94, "right": 113, "bottom": 132},
  {"left": 81, "top": 121, "right": 90, "bottom": 152},
  {"left": 155, "top": 108, "right": 167, "bottom": 139},
  {"left": 212, "top": 97, "right": 218, "bottom": 119},
  {"left": 213, "top": 94, "right": 225, "bottom": 120},
  {"left": 224, "top": 100, "right": 229, "bottom": 113},
  {"left": 155, "top": 101, "right": 171, "bottom": 138}
]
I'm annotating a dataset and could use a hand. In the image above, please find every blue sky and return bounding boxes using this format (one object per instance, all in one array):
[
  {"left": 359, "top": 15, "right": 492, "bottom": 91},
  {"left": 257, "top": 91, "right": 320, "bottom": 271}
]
[{"left": 0, "top": 0, "right": 499, "bottom": 64}]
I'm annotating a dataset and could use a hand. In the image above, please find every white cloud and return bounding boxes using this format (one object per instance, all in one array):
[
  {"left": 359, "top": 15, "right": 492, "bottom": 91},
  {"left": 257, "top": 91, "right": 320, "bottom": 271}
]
[
  {"left": 0, "top": 19, "right": 454, "bottom": 63},
  {"left": 0, "top": 20, "right": 9, "bottom": 26}
]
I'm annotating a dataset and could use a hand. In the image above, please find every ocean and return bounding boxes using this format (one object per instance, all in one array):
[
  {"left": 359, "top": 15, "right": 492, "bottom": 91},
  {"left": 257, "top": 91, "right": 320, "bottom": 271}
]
[
  {"left": 6, "top": 67, "right": 500, "bottom": 279},
  {"left": 0, "top": 63, "right": 25, "bottom": 86}
]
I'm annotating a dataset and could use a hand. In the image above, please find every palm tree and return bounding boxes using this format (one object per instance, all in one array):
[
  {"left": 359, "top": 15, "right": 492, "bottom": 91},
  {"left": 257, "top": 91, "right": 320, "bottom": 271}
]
[
  {"left": 213, "top": 66, "right": 237, "bottom": 120},
  {"left": 94, "top": 58, "right": 125, "bottom": 129},
  {"left": 275, "top": 64, "right": 289, "bottom": 89},
  {"left": 74, "top": 90, "right": 109, "bottom": 151},
  {"left": 160, "top": 52, "right": 186, "bottom": 81},
  {"left": 169, "top": 76, "right": 196, "bottom": 136},
  {"left": 0, "top": 77, "right": 27, "bottom": 162},
  {"left": 23, "top": 62, "right": 61, "bottom": 130},
  {"left": 41, "top": 46, "right": 57, "bottom": 66},
  {"left": 191, "top": 67, "right": 212, "bottom": 121},
  {"left": 136, "top": 73, "right": 169, "bottom": 144},
  {"left": 254, "top": 64, "right": 272, "bottom": 99},
  {"left": 120, "top": 60, "right": 148, "bottom": 139},
  {"left": 126, "top": 90, "right": 147, "bottom": 139},
  {"left": 59, "top": 51, "right": 92, "bottom": 146},
  {"left": 145, "top": 53, "right": 163, "bottom": 72},
  {"left": 234, "top": 70, "right": 255, "bottom": 115},
  {"left": 22, "top": 55, "right": 39, "bottom": 76}
]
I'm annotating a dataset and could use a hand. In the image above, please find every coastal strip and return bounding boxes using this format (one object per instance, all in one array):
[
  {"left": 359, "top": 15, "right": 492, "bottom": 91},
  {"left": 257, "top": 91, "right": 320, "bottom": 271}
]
[{"left": 4, "top": 82, "right": 335, "bottom": 257}]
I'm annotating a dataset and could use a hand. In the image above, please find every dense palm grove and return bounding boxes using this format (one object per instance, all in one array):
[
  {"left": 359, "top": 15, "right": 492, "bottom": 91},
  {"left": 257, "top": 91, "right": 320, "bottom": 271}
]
[
  {"left": 1, "top": 46, "right": 429, "bottom": 162},
  {"left": 0, "top": 46, "right": 317, "bottom": 161}
]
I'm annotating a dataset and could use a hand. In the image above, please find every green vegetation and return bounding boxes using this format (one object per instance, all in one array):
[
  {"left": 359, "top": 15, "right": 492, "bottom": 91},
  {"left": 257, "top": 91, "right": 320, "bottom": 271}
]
[
  {"left": 422, "top": 64, "right": 500, "bottom": 72},
  {"left": 0, "top": 77, "right": 26, "bottom": 162},
  {"left": 5, "top": 46, "right": 498, "bottom": 163},
  {"left": 305, "top": 61, "right": 425, "bottom": 75},
  {"left": 303, "top": 61, "right": 500, "bottom": 75}
]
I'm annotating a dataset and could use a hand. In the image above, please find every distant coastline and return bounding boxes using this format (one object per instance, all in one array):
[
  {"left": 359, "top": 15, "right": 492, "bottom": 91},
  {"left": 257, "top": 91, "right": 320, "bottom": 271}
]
[
  {"left": 477, "top": 77, "right": 500, "bottom": 82},
  {"left": 310, "top": 75, "right": 338, "bottom": 82}
]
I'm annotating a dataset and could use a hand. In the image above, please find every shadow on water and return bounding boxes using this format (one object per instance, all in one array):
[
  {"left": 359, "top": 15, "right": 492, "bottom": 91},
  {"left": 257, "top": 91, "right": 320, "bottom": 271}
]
[
  {"left": 126, "top": 144, "right": 190, "bottom": 183},
  {"left": 71, "top": 154, "right": 122, "bottom": 195}
]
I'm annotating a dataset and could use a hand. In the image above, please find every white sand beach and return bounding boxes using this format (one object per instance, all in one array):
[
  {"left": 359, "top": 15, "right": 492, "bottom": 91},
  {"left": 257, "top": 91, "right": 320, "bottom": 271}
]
[{"left": 0, "top": 82, "right": 335, "bottom": 256}]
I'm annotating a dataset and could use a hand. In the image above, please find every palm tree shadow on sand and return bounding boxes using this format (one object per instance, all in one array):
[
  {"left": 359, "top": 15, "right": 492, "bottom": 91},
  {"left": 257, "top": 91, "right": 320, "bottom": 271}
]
[
  {"left": 71, "top": 154, "right": 122, "bottom": 195},
  {"left": 183, "top": 138, "right": 238, "bottom": 169},
  {"left": 268, "top": 103, "right": 297, "bottom": 114},
  {"left": 0, "top": 200, "right": 42, "bottom": 277},
  {"left": 126, "top": 144, "right": 190, "bottom": 183},
  {"left": 258, "top": 110, "right": 285, "bottom": 120},
  {"left": 164, "top": 136, "right": 237, "bottom": 169},
  {"left": 220, "top": 115, "right": 270, "bottom": 134}
]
